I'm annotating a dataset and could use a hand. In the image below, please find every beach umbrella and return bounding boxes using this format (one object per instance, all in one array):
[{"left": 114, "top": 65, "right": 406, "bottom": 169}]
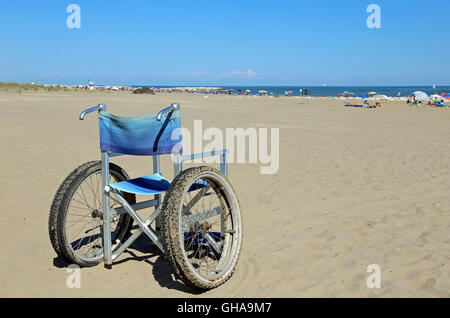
[
  {"left": 412, "top": 91, "right": 429, "bottom": 100},
  {"left": 368, "top": 92, "right": 377, "bottom": 95},
  {"left": 374, "top": 94, "right": 388, "bottom": 100},
  {"left": 259, "top": 90, "right": 267, "bottom": 93},
  {"left": 430, "top": 94, "right": 442, "bottom": 100},
  {"left": 442, "top": 93, "right": 450, "bottom": 100},
  {"left": 245, "top": 89, "right": 251, "bottom": 92}
]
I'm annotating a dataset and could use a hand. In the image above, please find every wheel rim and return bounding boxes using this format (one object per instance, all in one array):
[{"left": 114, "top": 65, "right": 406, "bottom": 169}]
[
  {"left": 64, "top": 170, "right": 127, "bottom": 262},
  {"left": 178, "top": 172, "right": 241, "bottom": 282}
]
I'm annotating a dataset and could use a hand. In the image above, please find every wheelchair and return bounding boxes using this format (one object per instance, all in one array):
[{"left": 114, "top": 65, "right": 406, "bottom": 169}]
[{"left": 48, "top": 103, "right": 243, "bottom": 290}]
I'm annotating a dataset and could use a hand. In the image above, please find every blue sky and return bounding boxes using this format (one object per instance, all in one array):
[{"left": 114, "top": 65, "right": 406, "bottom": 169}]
[{"left": 0, "top": 0, "right": 449, "bottom": 86}]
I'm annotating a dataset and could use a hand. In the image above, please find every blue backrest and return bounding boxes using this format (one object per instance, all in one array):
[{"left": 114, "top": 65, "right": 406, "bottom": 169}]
[{"left": 98, "top": 109, "right": 182, "bottom": 156}]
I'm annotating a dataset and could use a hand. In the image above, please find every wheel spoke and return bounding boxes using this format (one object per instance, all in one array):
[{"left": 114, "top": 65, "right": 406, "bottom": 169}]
[{"left": 182, "top": 186, "right": 210, "bottom": 215}]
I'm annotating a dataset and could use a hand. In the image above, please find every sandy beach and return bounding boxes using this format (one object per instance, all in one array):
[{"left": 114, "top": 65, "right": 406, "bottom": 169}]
[{"left": 0, "top": 91, "right": 449, "bottom": 297}]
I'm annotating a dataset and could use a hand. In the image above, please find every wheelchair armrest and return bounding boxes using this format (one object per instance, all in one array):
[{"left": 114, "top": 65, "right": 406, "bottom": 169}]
[
  {"left": 181, "top": 149, "right": 229, "bottom": 161},
  {"left": 179, "top": 149, "right": 229, "bottom": 176}
]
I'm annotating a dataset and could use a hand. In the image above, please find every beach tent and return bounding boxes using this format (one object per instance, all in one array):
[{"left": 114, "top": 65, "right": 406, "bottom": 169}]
[
  {"left": 429, "top": 95, "right": 444, "bottom": 104},
  {"left": 430, "top": 94, "right": 442, "bottom": 100},
  {"left": 412, "top": 91, "right": 429, "bottom": 100}
]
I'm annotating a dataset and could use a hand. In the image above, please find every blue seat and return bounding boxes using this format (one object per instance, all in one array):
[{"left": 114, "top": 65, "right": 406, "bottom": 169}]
[
  {"left": 100, "top": 108, "right": 211, "bottom": 196},
  {"left": 109, "top": 173, "right": 170, "bottom": 195},
  {"left": 109, "top": 174, "right": 210, "bottom": 195},
  {"left": 100, "top": 109, "right": 181, "bottom": 196}
]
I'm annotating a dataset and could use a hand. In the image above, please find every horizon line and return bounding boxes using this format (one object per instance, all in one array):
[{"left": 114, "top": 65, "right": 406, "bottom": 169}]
[{"left": 1, "top": 81, "right": 450, "bottom": 88}]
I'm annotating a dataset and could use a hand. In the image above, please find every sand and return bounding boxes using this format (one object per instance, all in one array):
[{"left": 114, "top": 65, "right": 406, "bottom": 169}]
[{"left": 0, "top": 91, "right": 449, "bottom": 297}]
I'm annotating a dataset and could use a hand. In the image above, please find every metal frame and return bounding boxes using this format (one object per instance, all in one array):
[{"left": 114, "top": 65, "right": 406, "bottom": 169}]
[{"left": 79, "top": 103, "right": 230, "bottom": 268}]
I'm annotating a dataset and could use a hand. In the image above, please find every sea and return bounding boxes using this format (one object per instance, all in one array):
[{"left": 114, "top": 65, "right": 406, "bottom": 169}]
[{"left": 147, "top": 86, "right": 450, "bottom": 97}]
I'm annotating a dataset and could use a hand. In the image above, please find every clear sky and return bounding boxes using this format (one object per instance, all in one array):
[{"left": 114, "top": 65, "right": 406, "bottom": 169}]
[{"left": 1, "top": 0, "right": 449, "bottom": 86}]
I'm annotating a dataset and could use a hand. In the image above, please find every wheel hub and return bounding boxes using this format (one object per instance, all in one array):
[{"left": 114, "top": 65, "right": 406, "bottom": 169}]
[
  {"left": 202, "top": 221, "right": 212, "bottom": 231},
  {"left": 91, "top": 209, "right": 102, "bottom": 219},
  {"left": 189, "top": 220, "right": 212, "bottom": 232}
]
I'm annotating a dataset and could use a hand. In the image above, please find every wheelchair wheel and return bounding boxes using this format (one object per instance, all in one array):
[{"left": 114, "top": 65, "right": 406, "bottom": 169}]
[
  {"left": 162, "top": 166, "right": 242, "bottom": 290},
  {"left": 48, "top": 161, "right": 135, "bottom": 267}
]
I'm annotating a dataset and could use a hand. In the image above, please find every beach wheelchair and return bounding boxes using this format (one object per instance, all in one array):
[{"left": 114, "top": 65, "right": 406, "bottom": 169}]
[{"left": 48, "top": 103, "right": 242, "bottom": 290}]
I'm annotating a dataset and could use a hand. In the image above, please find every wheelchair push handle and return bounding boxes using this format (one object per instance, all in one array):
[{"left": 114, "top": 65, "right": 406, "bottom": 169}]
[
  {"left": 79, "top": 103, "right": 179, "bottom": 121},
  {"left": 79, "top": 104, "right": 106, "bottom": 120},
  {"left": 157, "top": 103, "right": 179, "bottom": 121}
]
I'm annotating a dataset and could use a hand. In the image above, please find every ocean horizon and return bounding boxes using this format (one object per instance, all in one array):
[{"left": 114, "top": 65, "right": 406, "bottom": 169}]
[{"left": 138, "top": 85, "right": 450, "bottom": 98}]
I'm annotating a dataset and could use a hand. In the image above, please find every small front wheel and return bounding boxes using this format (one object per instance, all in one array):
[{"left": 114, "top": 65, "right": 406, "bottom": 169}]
[
  {"left": 48, "top": 161, "right": 135, "bottom": 267},
  {"left": 162, "top": 166, "right": 243, "bottom": 290}
]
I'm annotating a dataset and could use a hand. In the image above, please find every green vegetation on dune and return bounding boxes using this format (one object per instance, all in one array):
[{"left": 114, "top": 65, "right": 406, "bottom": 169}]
[
  {"left": 0, "top": 82, "right": 72, "bottom": 93},
  {"left": 133, "top": 87, "right": 155, "bottom": 94},
  {"left": 0, "top": 82, "right": 140, "bottom": 94}
]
